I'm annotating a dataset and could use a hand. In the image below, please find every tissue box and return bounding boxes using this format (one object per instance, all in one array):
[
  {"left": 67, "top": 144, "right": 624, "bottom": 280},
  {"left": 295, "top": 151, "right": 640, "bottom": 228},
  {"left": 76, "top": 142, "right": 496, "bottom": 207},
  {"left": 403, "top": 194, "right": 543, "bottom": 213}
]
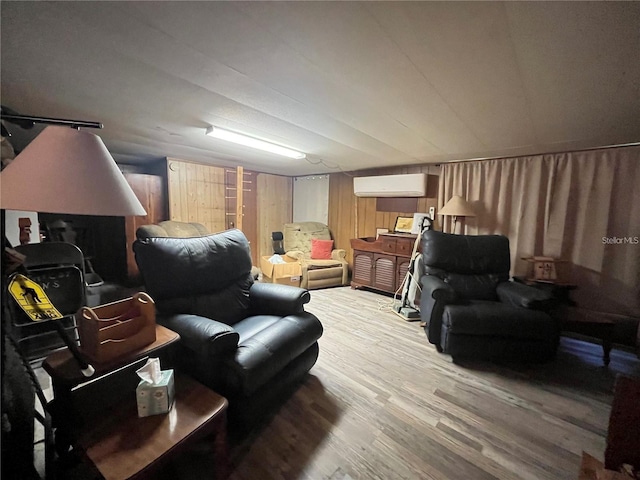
[{"left": 136, "top": 369, "right": 175, "bottom": 417}]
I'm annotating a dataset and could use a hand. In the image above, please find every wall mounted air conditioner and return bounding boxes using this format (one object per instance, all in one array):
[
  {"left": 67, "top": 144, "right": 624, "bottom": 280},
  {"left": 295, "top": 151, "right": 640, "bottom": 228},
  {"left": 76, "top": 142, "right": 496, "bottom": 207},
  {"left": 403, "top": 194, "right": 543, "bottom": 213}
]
[{"left": 353, "top": 173, "right": 427, "bottom": 197}]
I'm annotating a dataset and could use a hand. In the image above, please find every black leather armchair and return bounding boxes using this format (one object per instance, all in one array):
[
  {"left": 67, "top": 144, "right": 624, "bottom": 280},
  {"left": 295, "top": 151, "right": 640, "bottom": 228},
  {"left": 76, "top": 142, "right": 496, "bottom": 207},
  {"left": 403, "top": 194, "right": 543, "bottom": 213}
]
[
  {"left": 419, "top": 231, "right": 559, "bottom": 362},
  {"left": 133, "top": 228, "right": 323, "bottom": 429}
]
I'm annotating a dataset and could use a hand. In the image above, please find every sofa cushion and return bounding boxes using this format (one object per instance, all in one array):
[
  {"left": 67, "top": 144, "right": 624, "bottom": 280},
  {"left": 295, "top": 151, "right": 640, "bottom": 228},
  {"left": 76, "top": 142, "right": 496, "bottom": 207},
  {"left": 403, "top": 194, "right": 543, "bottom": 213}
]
[
  {"left": 442, "top": 301, "right": 557, "bottom": 340},
  {"left": 310, "top": 238, "right": 334, "bottom": 259}
]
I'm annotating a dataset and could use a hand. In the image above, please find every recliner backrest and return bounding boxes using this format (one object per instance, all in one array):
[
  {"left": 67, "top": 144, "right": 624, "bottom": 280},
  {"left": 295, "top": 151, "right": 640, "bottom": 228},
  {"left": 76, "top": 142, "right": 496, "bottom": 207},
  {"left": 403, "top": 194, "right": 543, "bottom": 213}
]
[
  {"left": 136, "top": 220, "right": 210, "bottom": 240},
  {"left": 421, "top": 230, "right": 510, "bottom": 301},
  {"left": 133, "top": 229, "right": 254, "bottom": 325}
]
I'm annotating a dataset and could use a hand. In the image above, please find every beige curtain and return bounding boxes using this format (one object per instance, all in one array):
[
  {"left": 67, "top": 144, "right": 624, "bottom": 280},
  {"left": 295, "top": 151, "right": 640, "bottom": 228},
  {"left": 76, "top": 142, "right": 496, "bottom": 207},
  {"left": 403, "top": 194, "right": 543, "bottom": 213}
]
[{"left": 439, "top": 145, "right": 640, "bottom": 327}]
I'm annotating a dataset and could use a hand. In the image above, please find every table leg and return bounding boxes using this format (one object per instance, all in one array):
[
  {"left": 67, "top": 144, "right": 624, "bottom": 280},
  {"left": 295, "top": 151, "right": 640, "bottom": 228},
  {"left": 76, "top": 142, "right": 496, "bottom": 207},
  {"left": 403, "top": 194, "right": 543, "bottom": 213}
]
[
  {"left": 213, "top": 412, "right": 231, "bottom": 480},
  {"left": 602, "top": 324, "right": 615, "bottom": 366}
]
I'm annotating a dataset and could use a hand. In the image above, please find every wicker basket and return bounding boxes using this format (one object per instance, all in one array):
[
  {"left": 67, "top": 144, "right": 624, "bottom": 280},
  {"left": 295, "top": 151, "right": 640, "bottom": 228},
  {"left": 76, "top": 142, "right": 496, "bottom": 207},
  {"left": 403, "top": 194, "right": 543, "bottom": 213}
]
[{"left": 77, "top": 292, "right": 156, "bottom": 363}]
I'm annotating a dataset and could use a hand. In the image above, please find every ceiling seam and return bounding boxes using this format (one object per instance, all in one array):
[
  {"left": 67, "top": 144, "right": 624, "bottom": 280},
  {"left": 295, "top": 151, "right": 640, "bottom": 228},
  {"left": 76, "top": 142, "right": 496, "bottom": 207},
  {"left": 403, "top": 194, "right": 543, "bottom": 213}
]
[
  {"left": 501, "top": 2, "right": 541, "bottom": 146},
  {"left": 88, "top": 5, "right": 410, "bottom": 165},
  {"left": 230, "top": 2, "right": 435, "bottom": 161},
  {"left": 364, "top": 3, "right": 487, "bottom": 150}
]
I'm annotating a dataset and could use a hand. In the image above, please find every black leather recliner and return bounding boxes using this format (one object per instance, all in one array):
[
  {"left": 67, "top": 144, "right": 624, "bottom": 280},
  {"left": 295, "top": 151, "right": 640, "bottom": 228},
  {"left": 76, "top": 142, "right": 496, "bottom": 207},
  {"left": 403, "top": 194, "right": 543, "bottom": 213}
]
[
  {"left": 419, "top": 230, "right": 559, "bottom": 362},
  {"left": 133, "top": 228, "right": 323, "bottom": 429}
]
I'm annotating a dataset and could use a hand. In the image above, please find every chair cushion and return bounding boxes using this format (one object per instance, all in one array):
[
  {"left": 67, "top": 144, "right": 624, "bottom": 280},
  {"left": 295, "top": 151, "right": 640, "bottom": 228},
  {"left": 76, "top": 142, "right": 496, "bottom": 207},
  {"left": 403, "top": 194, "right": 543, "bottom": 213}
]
[
  {"left": 232, "top": 315, "right": 281, "bottom": 344},
  {"left": 310, "top": 238, "right": 334, "bottom": 259},
  {"left": 228, "top": 313, "right": 324, "bottom": 396},
  {"left": 442, "top": 301, "right": 557, "bottom": 340},
  {"left": 283, "top": 222, "right": 332, "bottom": 255}
]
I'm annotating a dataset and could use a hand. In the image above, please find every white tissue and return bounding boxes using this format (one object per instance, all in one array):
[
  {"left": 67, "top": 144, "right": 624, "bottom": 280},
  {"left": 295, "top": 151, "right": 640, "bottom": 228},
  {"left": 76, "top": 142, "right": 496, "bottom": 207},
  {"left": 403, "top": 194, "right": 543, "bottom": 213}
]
[
  {"left": 268, "top": 254, "right": 286, "bottom": 264},
  {"left": 136, "top": 357, "right": 162, "bottom": 384}
]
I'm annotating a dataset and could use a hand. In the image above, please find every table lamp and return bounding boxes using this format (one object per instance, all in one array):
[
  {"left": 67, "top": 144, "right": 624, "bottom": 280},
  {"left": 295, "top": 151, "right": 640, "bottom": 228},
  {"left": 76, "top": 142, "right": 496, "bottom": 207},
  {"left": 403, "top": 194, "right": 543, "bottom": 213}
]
[
  {"left": 438, "top": 195, "right": 476, "bottom": 233},
  {"left": 1, "top": 124, "right": 146, "bottom": 216},
  {"left": 1, "top": 110, "right": 147, "bottom": 375}
]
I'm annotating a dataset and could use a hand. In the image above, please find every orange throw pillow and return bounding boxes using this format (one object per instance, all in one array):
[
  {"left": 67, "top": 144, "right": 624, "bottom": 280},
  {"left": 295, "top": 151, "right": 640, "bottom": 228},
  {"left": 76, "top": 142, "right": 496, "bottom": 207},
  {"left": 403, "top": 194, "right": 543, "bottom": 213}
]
[{"left": 310, "top": 238, "right": 334, "bottom": 259}]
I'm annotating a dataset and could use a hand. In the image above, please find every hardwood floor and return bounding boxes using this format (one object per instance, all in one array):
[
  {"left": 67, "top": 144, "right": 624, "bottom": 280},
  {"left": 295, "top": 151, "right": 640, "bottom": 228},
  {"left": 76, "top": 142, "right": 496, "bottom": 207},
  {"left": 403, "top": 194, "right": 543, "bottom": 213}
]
[
  {"left": 227, "top": 287, "right": 639, "bottom": 480},
  {"left": 37, "top": 286, "right": 639, "bottom": 479}
]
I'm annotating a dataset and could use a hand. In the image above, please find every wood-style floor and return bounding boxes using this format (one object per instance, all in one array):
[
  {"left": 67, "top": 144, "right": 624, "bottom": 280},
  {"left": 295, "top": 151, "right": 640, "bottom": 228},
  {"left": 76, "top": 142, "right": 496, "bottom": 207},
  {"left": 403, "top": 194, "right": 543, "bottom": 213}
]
[
  {"left": 225, "top": 287, "right": 639, "bottom": 480},
  {"left": 40, "top": 286, "right": 639, "bottom": 480}
]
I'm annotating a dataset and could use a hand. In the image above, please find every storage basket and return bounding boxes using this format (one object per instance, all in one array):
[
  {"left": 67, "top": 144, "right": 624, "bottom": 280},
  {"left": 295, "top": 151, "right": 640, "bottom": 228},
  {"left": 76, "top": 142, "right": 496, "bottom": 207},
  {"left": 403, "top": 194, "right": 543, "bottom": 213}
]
[{"left": 77, "top": 292, "right": 156, "bottom": 363}]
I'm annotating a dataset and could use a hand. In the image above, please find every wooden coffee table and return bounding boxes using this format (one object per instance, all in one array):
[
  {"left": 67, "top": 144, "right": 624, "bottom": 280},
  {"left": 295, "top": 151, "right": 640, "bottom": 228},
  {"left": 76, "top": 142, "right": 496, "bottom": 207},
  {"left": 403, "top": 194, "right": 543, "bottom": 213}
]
[{"left": 77, "top": 374, "right": 230, "bottom": 480}]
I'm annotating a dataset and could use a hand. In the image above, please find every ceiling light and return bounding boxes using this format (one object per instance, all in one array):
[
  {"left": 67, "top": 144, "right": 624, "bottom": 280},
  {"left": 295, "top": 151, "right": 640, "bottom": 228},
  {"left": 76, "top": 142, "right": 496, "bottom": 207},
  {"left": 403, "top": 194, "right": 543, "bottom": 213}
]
[{"left": 206, "top": 126, "right": 306, "bottom": 159}]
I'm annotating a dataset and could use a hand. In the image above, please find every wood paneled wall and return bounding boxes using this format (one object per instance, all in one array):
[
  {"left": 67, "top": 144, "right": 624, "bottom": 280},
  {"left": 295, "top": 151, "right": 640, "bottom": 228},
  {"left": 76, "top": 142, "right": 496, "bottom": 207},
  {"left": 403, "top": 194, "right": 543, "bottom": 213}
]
[
  {"left": 329, "top": 165, "right": 440, "bottom": 265},
  {"left": 256, "top": 173, "right": 293, "bottom": 261},
  {"left": 164, "top": 156, "right": 437, "bottom": 268},
  {"left": 166, "top": 158, "right": 227, "bottom": 233},
  {"left": 164, "top": 158, "right": 293, "bottom": 265},
  {"left": 124, "top": 173, "right": 166, "bottom": 281}
]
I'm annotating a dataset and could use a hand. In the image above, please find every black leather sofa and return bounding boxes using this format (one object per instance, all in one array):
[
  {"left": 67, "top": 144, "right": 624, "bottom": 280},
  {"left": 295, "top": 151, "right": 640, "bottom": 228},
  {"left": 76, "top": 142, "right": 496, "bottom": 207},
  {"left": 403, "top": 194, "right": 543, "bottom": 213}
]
[
  {"left": 133, "top": 228, "right": 323, "bottom": 429},
  {"left": 419, "top": 230, "right": 559, "bottom": 362}
]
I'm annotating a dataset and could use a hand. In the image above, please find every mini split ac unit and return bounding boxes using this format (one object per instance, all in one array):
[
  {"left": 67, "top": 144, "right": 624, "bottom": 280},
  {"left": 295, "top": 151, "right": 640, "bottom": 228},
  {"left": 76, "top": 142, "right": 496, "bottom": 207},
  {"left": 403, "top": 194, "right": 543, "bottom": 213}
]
[{"left": 353, "top": 173, "right": 427, "bottom": 197}]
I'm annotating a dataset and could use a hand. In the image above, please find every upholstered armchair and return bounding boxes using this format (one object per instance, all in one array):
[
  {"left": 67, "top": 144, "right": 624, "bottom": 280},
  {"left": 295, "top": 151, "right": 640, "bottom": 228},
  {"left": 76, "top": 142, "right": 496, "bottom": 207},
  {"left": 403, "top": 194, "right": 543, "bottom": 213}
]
[
  {"left": 418, "top": 230, "right": 559, "bottom": 363},
  {"left": 283, "top": 222, "right": 349, "bottom": 290},
  {"left": 133, "top": 228, "right": 323, "bottom": 429}
]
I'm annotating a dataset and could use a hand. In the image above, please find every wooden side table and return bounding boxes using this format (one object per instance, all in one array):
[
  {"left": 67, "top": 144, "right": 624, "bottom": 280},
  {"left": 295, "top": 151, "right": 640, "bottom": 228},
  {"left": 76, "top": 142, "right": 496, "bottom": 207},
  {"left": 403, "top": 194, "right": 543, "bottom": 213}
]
[
  {"left": 43, "top": 324, "right": 180, "bottom": 389},
  {"left": 43, "top": 325, "right": 181, "bottom": 453},
  {"left": 78, "top": 374, "right": 230, "bottom": 480},
  {"left": 513, "top": 277, "right": 614, "bottom": 365},
  {"left": 562, "top": 308, "right": 616, "bottom": 366}
]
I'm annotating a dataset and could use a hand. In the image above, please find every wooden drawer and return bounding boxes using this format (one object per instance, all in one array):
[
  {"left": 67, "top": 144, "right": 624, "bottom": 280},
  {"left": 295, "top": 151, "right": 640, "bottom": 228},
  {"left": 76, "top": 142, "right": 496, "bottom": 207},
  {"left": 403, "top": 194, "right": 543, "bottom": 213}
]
[
  {"left": 396, "top": 237, "right": 415, "bottom": 257},
  {"left": 381, "top": 236, "right": 396, "bottom": 253}
]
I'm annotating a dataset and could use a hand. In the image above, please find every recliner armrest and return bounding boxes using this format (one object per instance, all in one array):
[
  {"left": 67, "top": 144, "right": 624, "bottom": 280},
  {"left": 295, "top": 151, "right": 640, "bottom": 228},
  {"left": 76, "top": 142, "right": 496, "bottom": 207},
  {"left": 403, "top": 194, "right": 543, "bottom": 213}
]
[
  {"left": 157, "top": 313, "right": 239, "bottom": 358},
  {"left": 419, "top": 274, "right": 457, "bottom": 347},
  {"left": 285, "top": 250, "right": 305, "bottom": 261},
  {"left": 331, "top": 249, "right": 347, "bottom": 261},
  {"left": 496, "top": 281, "right": 554, "bottom": 310},
  {"left": 421, "top": 275, "right": 457, "bottom": 302},
  {"left": 249, "top": 282, "right": 311, "bottom": 316}
]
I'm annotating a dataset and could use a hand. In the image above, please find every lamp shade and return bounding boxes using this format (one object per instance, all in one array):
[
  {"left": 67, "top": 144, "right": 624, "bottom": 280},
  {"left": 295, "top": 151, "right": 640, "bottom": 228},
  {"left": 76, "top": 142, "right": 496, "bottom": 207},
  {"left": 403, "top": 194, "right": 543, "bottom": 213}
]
[
  {"left": 438, "top": 195, "right": 476, "bottom": 217},
  {"left": 0, "top": 126, "right": 146, "bottom": 216}
]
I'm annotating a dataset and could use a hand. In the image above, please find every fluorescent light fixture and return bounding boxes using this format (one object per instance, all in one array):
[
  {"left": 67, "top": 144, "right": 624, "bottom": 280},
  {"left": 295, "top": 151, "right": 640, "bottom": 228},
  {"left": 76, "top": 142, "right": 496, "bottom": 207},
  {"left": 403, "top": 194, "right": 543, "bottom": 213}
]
[{"left": 206, "top": 126, "right": 306, "bottom": 159}]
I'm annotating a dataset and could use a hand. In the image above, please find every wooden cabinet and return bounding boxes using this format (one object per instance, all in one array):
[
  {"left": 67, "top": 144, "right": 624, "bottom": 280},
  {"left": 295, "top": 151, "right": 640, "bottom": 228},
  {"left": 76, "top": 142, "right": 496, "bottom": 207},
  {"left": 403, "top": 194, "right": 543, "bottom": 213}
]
[
  {"left": 352, "top": 250, "right": 374, "bottom": 286},
  {"left": 350, "top": 233, "right": 417, "bottom": 295},
  {"left": 124, "top": 173, "right": 166, "bottom": 281}
]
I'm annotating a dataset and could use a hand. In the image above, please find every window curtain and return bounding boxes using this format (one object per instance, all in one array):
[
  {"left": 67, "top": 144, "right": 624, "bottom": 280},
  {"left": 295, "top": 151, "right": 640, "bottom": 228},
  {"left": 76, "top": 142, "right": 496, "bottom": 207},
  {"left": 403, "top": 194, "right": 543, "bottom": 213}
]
[
  {"left": 293, "top": 175, "right": 329, "bottom": 224},
  {"left": 439, "top": 145, "right": 640, "bottom": 333}
]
